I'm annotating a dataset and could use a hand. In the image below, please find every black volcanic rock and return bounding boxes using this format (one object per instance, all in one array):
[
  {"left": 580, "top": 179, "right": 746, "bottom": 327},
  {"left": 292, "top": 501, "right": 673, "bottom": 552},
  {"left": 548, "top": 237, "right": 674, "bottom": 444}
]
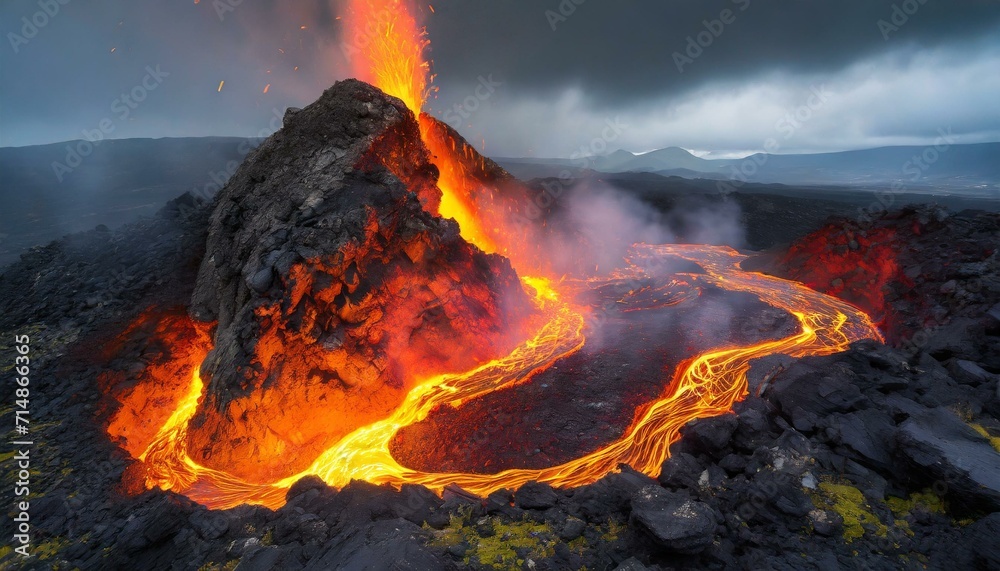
[
  {"left": 964, "top": 512, "right": 1000, "bottom": 568},
  {"left": 658, "top": 452, "right": 705, "bottom": 490},
  {"left": 630, "top": 486, "right": 717, "bottom": 554},
  {"left": 950, "top": 358, "right": 996, "bottom": 385},
  {"left": 896, "top": 407, "right": 1000, "bottom": 512},
  {"left": 301, "top": 518, "right": 448, "bottom": 571},
  {"left": 828, "top": 409, "right": 897, "bottom": 470},
  {"left": 679, "top": 414, "right": 738, "bottom": 458},
  {"left": 987, "top": 302, "right": 1000, "bottom": 330},
  {"left": 768, "top": 360, "right": 866, "bottom": 419},
  {"left": 515, "top": 481, "right": 560, "bottom": 510},
  {"left": 184, "top": 79, "right": 534, "bottom": 482},
  {"left": 571, "top": 468, "right": 658, "bottom": 523}
]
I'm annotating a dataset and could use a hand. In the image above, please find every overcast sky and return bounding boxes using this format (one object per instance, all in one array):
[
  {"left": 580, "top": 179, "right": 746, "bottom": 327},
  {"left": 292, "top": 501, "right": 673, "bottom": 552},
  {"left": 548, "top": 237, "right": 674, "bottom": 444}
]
[{"left": 2, "top": 0, "right": 1000, "bottom": 157}]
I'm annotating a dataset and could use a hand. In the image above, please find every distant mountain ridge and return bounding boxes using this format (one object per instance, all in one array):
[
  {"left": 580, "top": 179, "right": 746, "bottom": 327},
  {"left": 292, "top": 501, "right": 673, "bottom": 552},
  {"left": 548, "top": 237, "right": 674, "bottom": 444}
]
[
  {"left": 2, "top": 136, "right": 999, "bottom": 267},
  {"left": 497, "top": 142, "right": 1000, "bottom": 190},
  {"left": 497, "top": 146, "right": 710, "bottom": 172}
]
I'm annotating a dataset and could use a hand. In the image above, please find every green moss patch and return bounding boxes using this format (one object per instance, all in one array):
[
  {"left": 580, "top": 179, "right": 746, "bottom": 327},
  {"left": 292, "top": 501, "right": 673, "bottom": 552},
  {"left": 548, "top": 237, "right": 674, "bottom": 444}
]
[
  {"left": 811, "top": 481, "right": 888, "bottom": 542},
  {"left": 886, "top": 490, "right": 947, "bottom": 519},
  {"left": 428, "top": 513, "right": 558, "bottom": 569},
  {"left": 969, "top": 423, "right": 1000, "bottom": 453},
  {"left": 426, "top": 509, "right": 618, "bottom": 570}
]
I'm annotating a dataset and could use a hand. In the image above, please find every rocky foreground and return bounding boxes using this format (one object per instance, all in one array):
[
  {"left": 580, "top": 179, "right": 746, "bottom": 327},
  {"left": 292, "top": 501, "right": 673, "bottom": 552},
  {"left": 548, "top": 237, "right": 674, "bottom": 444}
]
[{"left": 1, "top": 185, "right": 999, "bottom": 570}]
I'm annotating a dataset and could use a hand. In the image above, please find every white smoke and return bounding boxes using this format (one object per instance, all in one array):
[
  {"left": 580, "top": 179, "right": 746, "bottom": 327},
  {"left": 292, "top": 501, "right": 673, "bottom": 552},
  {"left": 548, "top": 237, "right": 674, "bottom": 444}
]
[{"left": 533, "top": 177, "right": 746, "bottom": 277}]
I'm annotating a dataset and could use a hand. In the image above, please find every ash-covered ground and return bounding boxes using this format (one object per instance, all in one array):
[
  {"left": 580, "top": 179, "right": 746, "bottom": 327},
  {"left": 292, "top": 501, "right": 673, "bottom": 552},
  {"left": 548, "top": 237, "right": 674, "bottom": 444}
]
[{"left": 2, "top": 190, "right": 999, "bottom": 570}]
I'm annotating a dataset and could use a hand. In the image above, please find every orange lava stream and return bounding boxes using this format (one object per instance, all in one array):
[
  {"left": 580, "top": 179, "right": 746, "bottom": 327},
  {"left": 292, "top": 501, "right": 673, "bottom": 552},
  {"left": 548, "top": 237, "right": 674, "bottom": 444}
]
[
  {"left": 127, "top": 0, "right": 881, "bottom": 509},
  {"left": 418, "top": 114, "right": 501, "bottom": 255},
  {"left": 135, "top": 247, "right": 881, "bottom": 509}
]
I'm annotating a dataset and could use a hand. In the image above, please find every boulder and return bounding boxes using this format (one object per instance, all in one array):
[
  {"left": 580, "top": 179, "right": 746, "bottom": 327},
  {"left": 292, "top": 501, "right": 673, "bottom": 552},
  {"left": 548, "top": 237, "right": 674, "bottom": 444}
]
[
  {"left": 235, "top": 545, "right": 302, "bottom": 571},
  {"left": 571, "top": 468, "right": 658, "bottom": 522},
  {"left": 658, "top": 452, "right": 704, "bottom": 490},
  {"left": 896, "top": 407, "right": 1000, "bottom": 512},
  {"left": 828, "top": 409, "right": 897, "bottom": 470},
  {"left": 302, "top": 518, "right": 447, "bottom": 570},
  {"left": 558, "top": 517, "right": 587, "bottom": 541},
  {"left": 769, "top": 362, "right": 866, "bottom": 420},
  {"left": 630, "top": 486, "right": 717, "bottom": 554},
  {"left": 119, "top": 494, "right": 191, "bottom": 553},
  {"left": 613, "top": 558, "right": 650, "bottom": 571},
  {"left": 950, "top": 359, "right": 995, "bottom": 386},
  {"left": 515, "top": 481, "right": 560, "bottom": 510},
  {"left": 681, "top": 414, "right": 738, "bottom": 457},
  {"left": 484, "top": 489, "right": 521, "bottom": 519},
  {"left": 986, "top": 302, "right": 1000, "bottom": 328}
]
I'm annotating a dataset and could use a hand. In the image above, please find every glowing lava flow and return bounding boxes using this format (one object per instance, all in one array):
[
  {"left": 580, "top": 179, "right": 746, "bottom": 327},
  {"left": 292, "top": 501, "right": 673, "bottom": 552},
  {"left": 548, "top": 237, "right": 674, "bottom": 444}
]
[
  {"left": 133, "top": 279, "right": 583, "bottom": 508},
  {"left": 121, "top": 0, "right": 882, "bottom": 509},
  {"left": 131, "top": 247, "right": 881, "bottom": 509},
  {"left": 294, "top": 245, "right": 883, "bottom": 495}
]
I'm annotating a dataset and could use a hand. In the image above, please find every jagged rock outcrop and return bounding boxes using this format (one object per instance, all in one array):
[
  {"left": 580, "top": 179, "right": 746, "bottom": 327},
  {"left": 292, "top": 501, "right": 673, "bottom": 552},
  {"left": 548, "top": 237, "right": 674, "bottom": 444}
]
[{"left": 186, "top": 79, "right": 534, "bottom": 482}]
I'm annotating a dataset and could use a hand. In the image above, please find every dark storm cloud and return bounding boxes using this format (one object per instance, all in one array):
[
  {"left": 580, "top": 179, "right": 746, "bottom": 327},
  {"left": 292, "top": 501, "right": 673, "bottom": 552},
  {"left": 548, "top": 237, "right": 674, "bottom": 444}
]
[
  {"left": 1, "top": 0, "right": 999, "bottom": 155},
  {"left": 424, "top": 0, "right": 1000, "bottom": 107},
  {"left": 422, "top": 0, "right": 1000, "bottom": 156}
]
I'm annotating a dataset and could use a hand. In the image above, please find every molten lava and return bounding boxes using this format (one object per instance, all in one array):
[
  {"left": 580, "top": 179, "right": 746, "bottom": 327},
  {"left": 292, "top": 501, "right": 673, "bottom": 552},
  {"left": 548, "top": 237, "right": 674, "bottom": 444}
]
[
  {"left": 778, "top": 225, "right": 906, "bottom": 327},
  {"left": 342, "top": 0, "right": 543, "bottom": 266},
  {"left": 113, "top": 246, "right": 880, "bottom": 509},
  {"left": 101, "top": 0, "right": 884, "bottom": 510}
]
